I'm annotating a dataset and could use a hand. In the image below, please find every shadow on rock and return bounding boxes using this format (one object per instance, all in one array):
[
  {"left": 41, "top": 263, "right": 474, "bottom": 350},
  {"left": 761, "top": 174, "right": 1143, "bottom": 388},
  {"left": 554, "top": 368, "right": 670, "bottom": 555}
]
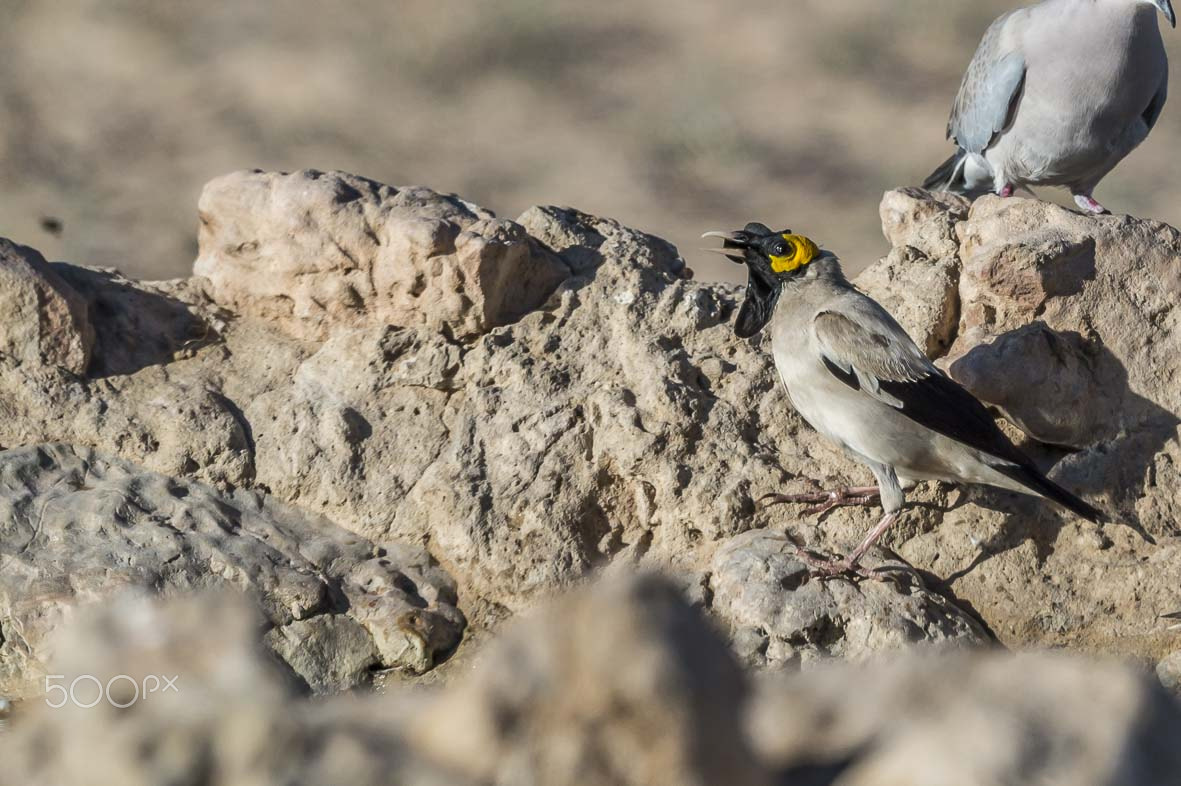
[
  {"left": 949, "top": 321, "right": 1179, "bottom": 544},
  {"left": 53, "top": 265, "right": 216, "bottom": 377}
]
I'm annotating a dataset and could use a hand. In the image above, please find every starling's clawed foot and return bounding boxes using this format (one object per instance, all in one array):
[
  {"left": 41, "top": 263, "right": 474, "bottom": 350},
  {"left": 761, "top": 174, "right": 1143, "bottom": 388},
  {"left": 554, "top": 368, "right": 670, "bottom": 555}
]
[
  {"left": 791, "top": 547, "right": 882, "bottom": 582},
  {"left": 758, "top": 484, "right": 880, "bottom": 516}
]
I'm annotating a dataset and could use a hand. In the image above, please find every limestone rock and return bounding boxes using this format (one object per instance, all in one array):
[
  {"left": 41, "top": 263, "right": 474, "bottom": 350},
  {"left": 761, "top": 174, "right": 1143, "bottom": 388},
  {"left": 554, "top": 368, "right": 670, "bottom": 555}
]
[
  {"left": 0, "top": 593, "right": 473, "bottom": 786},
  {"left": 949, "top": 195, "right": 1181, "bottom": 442},
  {"left": 5, "top": 172, "right": 1181, "bottom": 677},
  {"left": 410, "top": 574, "right": 771, "bottom": 786},
  {"left": 855, "top": 245, "right": 960, "bottom": 357},
  {"left": 943, "top": 194, "right": 1181, "bottom": 529},
  {"left": 751, "top": 652, "right": 1181, "bottom": 786},
  {"left": 0, "top": 444, "right": 465, "bottom": 699},
  {"left": 5, "top": 572, "right": 1181, "bottom": 786},
  {"left": 708, "top": 530, "right": 989, "bottom": 669},
  {"left": 52, "top": 265, "right": 214, "bottom": 377},
  {"left": 2, "top": 576, "right": 771, "bottom": 786},
  {"left": 878, "top": 187, "right": 970, "bottom": 260},
  {"left": 1158, "top": 650, "right": 1181, "bottom": 695},
  {"left": 947, "top": 322, "right": 1111, "bottom": 448},
  {"left": 194, "top": 169, "right": 571, "bottom": 340},
  {"left": 232, "top": 185, "right": 844, "bottom": 611},
  {"left": 0, "top": 237, "right": 94, "bottom": 374}
]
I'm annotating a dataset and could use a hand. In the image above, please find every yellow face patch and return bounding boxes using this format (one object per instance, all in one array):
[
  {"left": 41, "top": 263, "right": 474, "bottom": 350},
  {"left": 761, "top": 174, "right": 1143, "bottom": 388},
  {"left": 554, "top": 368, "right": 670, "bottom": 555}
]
[{"left": 769, "top": 234, "right": 820, "bottom": 274}]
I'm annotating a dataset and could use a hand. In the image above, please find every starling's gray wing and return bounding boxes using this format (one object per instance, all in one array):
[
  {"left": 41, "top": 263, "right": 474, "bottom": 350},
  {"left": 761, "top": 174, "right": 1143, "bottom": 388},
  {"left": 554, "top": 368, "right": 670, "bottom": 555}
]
[
  {"left": 812, "top": 303, "right": 1027, "bottom": 467},
  {"left": 811, "top": 299, "right": 1104, "bottom": 523},
  {"left": 948, "top": 12, "right": 1027, "bottom": 154}
]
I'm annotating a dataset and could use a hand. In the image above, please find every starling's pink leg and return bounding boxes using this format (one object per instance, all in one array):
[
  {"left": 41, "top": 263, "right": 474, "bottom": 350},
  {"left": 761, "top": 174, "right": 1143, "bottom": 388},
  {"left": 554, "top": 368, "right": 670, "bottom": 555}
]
[
  {"left": 792, "top": 511, "right": 901, "bottom": 580},
  {"left": 758, "top": 485, "right": 880, "bottom": 516}
]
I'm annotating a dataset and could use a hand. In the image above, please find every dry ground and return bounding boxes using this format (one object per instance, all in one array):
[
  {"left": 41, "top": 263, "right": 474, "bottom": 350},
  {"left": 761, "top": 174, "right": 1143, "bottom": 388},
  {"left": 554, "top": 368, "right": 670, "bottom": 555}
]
[{"left": 2, "top": 0, "right": 1180, "bottom": 282}]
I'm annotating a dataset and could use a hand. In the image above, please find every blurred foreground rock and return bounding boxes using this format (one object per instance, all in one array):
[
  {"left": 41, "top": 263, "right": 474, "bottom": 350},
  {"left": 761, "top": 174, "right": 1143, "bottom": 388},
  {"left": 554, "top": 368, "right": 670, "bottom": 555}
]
[
  {"left": 4, "top": 577, "right": 1180, "bottom": 786},
  {"left": 750, "top": 649, "right": 1181, "bottom": 785}
]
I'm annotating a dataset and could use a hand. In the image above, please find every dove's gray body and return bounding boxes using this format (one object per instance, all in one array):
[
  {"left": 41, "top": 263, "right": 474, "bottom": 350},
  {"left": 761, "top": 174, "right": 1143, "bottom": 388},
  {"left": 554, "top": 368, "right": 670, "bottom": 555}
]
[
  {"left": 940, "top": 0, "right": 1169, "bottom": 197},
  {"left": 769, "top": 257, "right": 1057, "bottom": 514}
]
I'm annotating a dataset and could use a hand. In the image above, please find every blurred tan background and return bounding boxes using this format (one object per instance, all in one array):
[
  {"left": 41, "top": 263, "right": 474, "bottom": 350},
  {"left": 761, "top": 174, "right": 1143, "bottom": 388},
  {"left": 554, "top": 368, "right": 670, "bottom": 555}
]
[{"left": 2, "top": 0, "right": 1179, "bottom": 283}]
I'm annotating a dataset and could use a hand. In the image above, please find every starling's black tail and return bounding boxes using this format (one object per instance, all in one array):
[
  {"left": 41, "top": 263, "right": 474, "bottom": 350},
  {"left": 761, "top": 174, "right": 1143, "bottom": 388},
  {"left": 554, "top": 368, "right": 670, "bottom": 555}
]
[
  {"left": 923, "top": 149, "right": 967, "bottom": 192},
  {"left": 994, "top": 462, "right": 1104, "bottom": 524}
]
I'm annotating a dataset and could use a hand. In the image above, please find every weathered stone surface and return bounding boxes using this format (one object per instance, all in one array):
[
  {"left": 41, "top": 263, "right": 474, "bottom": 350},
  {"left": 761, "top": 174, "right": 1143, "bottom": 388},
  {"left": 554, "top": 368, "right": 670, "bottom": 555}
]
[
  {"left": 1158, "top": 650, "right": 1181, "bottom": 695},
  {"left": 855, "top": 245, "right": 960, "bottom": 357},
  {"left": 708, "top": 530, "right": 989, "bottom": 669},
  {"left": 750, "top": 652, "right": 1181, "bottom": 786},
  {"left": 944, "top": 195, "right": 1181, "bottom": 527},
  {"left": 0, "top": 444, "right": 465, "bottom": 699},
  {"left": 5, "top": 574, "right": 1180, "bottom": 786},
  {"left": 947, "top": 322, "right": 1112, "bottom": 448},
  {"left": 194, "top": 169, "right": 571, "bottom": 340},
  {"left": 4, "top": 173, "right": 1181, "bottom": 681},
  {"left": 231, "top": 194, "right": 832, "bottom": 613},
  {"left": 0, "top": 237, "right": 94, "bottom": 374},
  {"left": 0, "top": 593, "right": 474, "bottom": 786},
  {"left": 878, "top": 187, "right": 970, "bottom": 260},
  {"left": 409, "top": 574, "right": 771, "bottom": 786}
]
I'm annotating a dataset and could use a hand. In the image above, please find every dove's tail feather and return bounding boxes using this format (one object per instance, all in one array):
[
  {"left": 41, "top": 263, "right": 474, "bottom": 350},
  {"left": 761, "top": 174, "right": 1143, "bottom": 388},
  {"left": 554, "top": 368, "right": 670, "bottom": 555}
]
[{"left": 923, "top": 149, "right": 969, "bottom": 193}]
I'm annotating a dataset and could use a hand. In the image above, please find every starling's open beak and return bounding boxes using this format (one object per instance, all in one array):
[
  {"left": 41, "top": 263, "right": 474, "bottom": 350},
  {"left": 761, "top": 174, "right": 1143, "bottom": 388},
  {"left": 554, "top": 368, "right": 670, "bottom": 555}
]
[
  {"left": 700, "top": 230, "right": 750, "bottom": 264},
  {"left": 1157, "top": 0, "right": 1176, "bottom": 28}
]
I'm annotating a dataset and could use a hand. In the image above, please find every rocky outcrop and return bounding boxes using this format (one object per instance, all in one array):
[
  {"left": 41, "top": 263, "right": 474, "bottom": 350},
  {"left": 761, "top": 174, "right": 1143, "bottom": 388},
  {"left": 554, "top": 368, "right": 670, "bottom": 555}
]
[
  {"left": 0, "top": 238, "right": 94, "bottom": 374},
  {"left": 4, "top": 576, "right": 1179, "bottom": 786},
  {"left": 947, "top": 196, "right": 1181, "bottom": 456},
  {"left": 708, "top": 530, "right": 989, "bottom": 669},
  {"left": 853, "top": 192, "right": 1181, "bottom": 663},
  {"left": 0, "top": 444, "right": 464, "bottom": 699},
  {"left": 194, "top": 170, "right": 572, "bottom": 341},
  {"left": 3, "top": 168, "right": 1181, "bottom": 707},
  {"left": 750, "top": 649, "right": 1181, "bottom": 785}
]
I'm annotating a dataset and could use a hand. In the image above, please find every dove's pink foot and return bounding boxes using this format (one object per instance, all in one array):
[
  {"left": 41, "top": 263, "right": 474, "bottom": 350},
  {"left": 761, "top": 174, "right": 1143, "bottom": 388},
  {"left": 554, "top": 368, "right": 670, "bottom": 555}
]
[{"left": 1073, "top": 193, "right": 1109, "bottom": 215}]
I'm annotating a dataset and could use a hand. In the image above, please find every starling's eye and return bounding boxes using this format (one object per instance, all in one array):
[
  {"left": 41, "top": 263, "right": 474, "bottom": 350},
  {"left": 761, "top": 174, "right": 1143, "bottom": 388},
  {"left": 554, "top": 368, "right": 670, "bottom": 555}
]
[{"left": 769, "top": 233, "right": 819, "bottom": 274}]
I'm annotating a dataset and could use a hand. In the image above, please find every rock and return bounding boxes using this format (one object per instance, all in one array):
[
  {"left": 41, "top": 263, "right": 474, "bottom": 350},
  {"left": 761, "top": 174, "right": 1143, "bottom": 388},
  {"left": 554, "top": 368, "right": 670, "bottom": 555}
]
[
  {"left": 949, "top": 195, "right": 1181, "bottom": 443},
  {"left": 230, "top": 183, "right": 845, "bottom": 611},
  {"left": 750, "top": 652, "right": 1181, "bottom": 786},
  {"left": 51, "top": 265, "right": 214, "bottom": 377},
  {"left": 855, "top": 245, "right": 960, "bottom": 357},
  {"left": 0, "top": 237, "right": 94, "bottom": 374},
  {"left": 1158, "top": 650, "right": 1181, "bottom": 695},
  {"left": 0, "top": 268, "right": 253, "bottom": 487},
  {"left": 947, "top": 322, "right": 1110, "bottom": 448},
  {"left": 409, "top": 574, "right": 772, "bottom": 786},
  {"left": 0, "top": 444, "right": 465, "bottom": 699},
  {"left": 194, "top": 169, "right": 571, "bottom": 340},
  {"left": 5, "top": 171, "right": 1181, "bottom": 677},
  {"left": 878, "top": 187, "right": 970, "bottom": 260},
  {"left": 942, "top": 194, "right": 1181, "bottom": 529},
  {"left": 518, "top": 204, "right": 686, "bottom": 277},
  {"left": 5, "top": 571, "right": 1180, "bottom": 786},
  {"left": 0, "top": 592, "right": 474, "bottom": 786},
  {"left": 1, "top": 575, "right": 770, "bottom": 786},
  {"left": 708, "top": 530, "right": 989, "bottom": 669}
]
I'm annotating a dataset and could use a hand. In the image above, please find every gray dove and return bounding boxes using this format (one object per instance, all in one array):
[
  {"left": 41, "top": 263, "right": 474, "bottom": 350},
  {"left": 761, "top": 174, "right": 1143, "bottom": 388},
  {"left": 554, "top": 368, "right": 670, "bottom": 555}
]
[
  {"left": 924, "top": 0, "right": 1172, "bottom": 214},
  {"left": 703, "top": 224, "right": 1102, "bottom": 577}
]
